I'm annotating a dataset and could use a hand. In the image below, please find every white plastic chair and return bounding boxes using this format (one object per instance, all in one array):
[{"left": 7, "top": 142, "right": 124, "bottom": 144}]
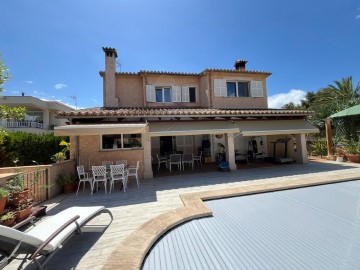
[
  {"left": 182, "top": 153, "right": 194, "bottom": 170},
  {"left": 193, "top": 151, "right": 202, "bottom": 166},
  {"left": 91, "top": 165, "right": 108, "bottom": 195},
  {"left": 115, "top": 160, "right": 127, "bottom": 166},
  {"left": 128, "top": 161, "right": 140, "bottom": 187},
  {"left": 76, "top": 165, "right": 93, "bottom": 195},
  {"left": 168, "top": 154, "right": 182, "bottom": 172},
  {"left": 156, "top": 154, "right": 168, "bottom": 171},
  {"left": 109, "top": 164, "right": 128, "bottom": 192},
  {"left": 102, "top": 161, "right": 113, "bottom": 170}
]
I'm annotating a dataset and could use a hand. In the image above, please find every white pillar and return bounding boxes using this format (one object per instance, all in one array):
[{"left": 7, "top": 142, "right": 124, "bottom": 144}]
[
  {"left": 43, "top": 109, "right": 49, "bottom": 130},
  {"left": 143, "top": 126, "right": 153, "bottom": 178},
  {"left": 225, "top": 133, "right": 237, "bottom": 171},
  {"left": 295, "top": 133, "right": 309, "bottom": 164}
]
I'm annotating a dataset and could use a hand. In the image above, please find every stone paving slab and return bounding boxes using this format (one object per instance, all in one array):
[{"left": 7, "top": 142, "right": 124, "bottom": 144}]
[{"left": 4, "top": 159, "right": 360, "bottom": 270}]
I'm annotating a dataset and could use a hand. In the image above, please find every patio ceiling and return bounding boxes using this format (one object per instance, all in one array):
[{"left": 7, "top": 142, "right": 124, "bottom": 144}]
[
  {"left": 149, "top": 121, "right": 239, "bottom": 136},
  {"left": 54, "top": 123, "right": 147, "bottom": 136},
  {"left": 234, "top": 120, "right": 318, "bottom": 136}
]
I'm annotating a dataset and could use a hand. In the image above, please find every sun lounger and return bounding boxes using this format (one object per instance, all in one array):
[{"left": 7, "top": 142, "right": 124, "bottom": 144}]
[{"left": 0, "top": 206, "right": 113, "bottom": 270}]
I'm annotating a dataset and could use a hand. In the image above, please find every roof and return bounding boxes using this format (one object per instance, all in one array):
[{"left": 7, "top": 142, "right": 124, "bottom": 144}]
[
  {"left": 143, "top": 180, "right": 360, "bottom": 270},
  {"left": 99, "top": 69, "right": 272, "bottom": 77},
  {"left": 56, "top": 107, "right": 313, "bottom": 118},
  {"left": 0, "top": 96, "right": 74, "bottom": 111},
  {"left": 328, "top": 104, "right": 360, "bottom": 118}
]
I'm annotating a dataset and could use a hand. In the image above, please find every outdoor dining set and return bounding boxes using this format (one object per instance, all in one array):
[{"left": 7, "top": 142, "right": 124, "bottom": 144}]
[
  {"left": 76, "top": 160, "right": 140, "bottom": 196},
  {"left": 156, "top": 151, "right": 202, "bottom": 172}
]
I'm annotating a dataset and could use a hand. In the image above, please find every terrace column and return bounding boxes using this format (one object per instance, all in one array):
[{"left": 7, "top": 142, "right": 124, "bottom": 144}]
[
  {"left": 225, "top": 133, "right": 237, "bottom": 171},
  {"left": 325, "top": 118, "right": 334, "bottom": 156},
  {"left": 295, "top": 133, "right": 309, "bottom": 164},
  {"left": 143, "top": 126, "right": 153, "bottom": 178},
  {"left": 43, "top": 109, "right": 49, "bottom": 129}
]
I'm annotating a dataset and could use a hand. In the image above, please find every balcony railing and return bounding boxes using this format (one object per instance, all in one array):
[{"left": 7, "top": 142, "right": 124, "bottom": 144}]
[{"left": 4, "top": 121, "right": 45, "bottom": 129}]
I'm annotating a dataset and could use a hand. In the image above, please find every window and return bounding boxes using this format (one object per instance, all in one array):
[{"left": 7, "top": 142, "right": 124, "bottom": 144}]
[
  {"left": 226, "top": 81, "right": 249, "bottom": 97},
  {"left": 189, "top": 87, "right": 196, "bottom": 102},
  {"left": 214, "top": 79, "right": 263, "bottom": 97},
  {"left": 147, "top": 85, "right": 196, "bottom": 103},
  {"left": 101, "top": 134, "right": 142, "bottom": 150},
  {"left": 155, "top": 87, "right": 171, "bottom": 102}
]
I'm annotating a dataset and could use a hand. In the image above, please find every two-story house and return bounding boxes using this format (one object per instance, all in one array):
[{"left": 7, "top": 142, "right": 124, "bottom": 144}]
[
  {"left": 55, "top": 47, "right": 317, "bottom": 179},
  {"left": 0, "top": 96, "right": 73, "bottom": 134}
]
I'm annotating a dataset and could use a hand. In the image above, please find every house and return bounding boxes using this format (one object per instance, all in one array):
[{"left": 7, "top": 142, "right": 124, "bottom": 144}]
[
  {"left": 54, "top": 47, "right": 318, "bottom": 178},
  {"left": 0, "top": 96, "right": 74, "bottom": 134}
]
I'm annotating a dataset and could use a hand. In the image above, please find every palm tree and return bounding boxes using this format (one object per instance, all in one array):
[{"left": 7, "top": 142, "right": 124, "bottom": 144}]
[{"left": 316, "top": 77, "right": 360, "bottom": 110}]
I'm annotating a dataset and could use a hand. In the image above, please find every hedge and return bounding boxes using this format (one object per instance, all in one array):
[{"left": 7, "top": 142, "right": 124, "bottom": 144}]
[{"left": 0, "top": 132, "right": 68, "bottom": 167}]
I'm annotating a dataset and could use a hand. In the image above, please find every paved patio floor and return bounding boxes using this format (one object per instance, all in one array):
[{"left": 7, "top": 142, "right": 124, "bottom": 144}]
[{"left": 5, "top": 159, "right": 360, "bottom": 270}]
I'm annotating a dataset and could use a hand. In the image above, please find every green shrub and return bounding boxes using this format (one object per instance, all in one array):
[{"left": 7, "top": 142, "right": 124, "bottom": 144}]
[{"left": 1, "top": 132, "right": 68, "bottom": 166}]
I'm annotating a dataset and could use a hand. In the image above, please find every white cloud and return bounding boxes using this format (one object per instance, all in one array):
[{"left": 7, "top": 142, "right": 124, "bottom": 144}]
[
  {"left": 356, "top": 14, "right": 360, "bottom": 19},
  {"left": 25, "top": 80, "right": 33, "bottom": 84},
  {"left": 54, "top": 83, "right": 67, "bottom": 90},
  {"left": 268, "top": 89, "right": 307, "bottom": 109}
]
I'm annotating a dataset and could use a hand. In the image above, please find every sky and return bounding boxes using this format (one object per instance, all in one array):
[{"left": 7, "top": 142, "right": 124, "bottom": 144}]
[{"left": 1, "top": 0, "right": 360, "bottom": 109}]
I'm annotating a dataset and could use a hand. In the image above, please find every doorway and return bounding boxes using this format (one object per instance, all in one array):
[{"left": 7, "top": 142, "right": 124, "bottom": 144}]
[{"left": 160, "top": 136, "right": 173, "bottom": 155}]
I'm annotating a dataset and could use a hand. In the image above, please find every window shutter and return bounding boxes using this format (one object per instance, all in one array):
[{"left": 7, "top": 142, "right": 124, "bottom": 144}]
[
  {"left": 214, "top": 79, "right": 227, "bottom": 97},
  {"left": 171, "top": 86, "right": 181, "bottom": 102},
  {"left": 181, "top": 86, "right": 190, "bottom": 102},
  {"left": 146, "top": 85, "right": 155, "bottom": 102},
  {"left": 250, "top": 80, "right": 263, "bottom": 97}
]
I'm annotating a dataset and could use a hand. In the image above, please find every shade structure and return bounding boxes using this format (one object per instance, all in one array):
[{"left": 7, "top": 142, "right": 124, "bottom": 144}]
[
  {"left": 234, "top": 120, "right": 318, "bottom": 136},
  {"left": 54, "top": 123, "right": 147, "bottom": 136},
  {"left": 149, "top": 121, "right": 239, "bottom": 137},
  {"left": 328, "top": 104, "right": 360, "bottom": 118}
]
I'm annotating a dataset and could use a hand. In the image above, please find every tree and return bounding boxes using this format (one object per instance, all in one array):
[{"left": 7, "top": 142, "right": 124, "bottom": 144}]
[
  {"left": 315, "top": 77, "right": 360, "bottom": 111},
  {"left": 0, "top": 53, "right": 26, "bottom": 145}
]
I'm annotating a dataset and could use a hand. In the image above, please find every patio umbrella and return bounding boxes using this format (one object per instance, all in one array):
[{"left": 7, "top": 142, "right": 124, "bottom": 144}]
[{"left": 328, "top": 104, "right": 360, "bottom": 118}]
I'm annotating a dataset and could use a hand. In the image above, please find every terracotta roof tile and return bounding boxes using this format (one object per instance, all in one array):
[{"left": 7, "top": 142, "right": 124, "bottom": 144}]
[{"left": 57, "top": 107, "right": 313, "bottom": 118}]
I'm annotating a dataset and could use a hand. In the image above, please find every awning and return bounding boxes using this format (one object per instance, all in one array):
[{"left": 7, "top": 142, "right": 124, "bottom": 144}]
[
  {"left": 149, "top": 121, "right": 239, "bottom": 137},
  {"left": 54, "top": 123, "right": 147, "bottom": 136},
  {"left": 328, "top": 104, "right": 360, "bottom": 118},
  {"left": 234, "top": 120, "right": 318, "bottom": 136}
]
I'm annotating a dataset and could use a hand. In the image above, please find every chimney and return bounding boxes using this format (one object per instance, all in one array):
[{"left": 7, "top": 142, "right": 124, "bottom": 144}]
[
  {"left": 234, "top": 60, "right": 248, "bottom": 71},
  {"left": 102, "top": 47, "right": 119, "bottom": 107}
]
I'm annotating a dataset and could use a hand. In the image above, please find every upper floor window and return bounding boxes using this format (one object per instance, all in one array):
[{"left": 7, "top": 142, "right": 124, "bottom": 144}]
[
  {"left": 214, "top": 79, "right": 263, "bottom": 97},
  {"left": 226, "top": 82, "right": 249, "bottom": 97},
  {"left": 146, "top": 85, "right": 197, "bottom": 103},
  {"left": 101, "top": 133, "right": 142, "bottom": 150},
  {"left": 156, "top": 87, "right": 171, "bottom": 102}
]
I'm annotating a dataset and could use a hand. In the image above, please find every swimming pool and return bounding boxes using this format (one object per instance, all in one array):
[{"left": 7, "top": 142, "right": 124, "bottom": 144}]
[{"left": 142, "top": 180, "right": 360, "bottom": 269}]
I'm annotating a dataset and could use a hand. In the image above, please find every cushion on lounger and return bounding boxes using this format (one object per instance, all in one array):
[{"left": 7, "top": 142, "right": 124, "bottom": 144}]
[
  {"left": 0, "top": 225, "right": 54, "bottom": 251},
  {"left": 27, "top": 206, "right": 105, "bottom": 250}
]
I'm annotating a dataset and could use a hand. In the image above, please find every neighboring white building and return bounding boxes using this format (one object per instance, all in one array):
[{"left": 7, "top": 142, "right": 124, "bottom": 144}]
[{"left": 0, "top": 96, "right": 74, "bottom": 134}]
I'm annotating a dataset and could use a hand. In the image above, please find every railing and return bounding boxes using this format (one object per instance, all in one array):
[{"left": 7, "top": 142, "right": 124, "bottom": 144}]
[
  {"left": 16, "top": 169, "right": 49, "bottom": 204},
  {"left": 4, "top": 121, "right": 45, "bottom": 129}
]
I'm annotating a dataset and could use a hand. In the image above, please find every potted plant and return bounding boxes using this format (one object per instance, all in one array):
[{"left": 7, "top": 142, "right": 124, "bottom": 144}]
[
  {"left": 15, "top": 199, "right": 33, "bottom": 222},
  {"left": 0, "top": 211, "right": 16, "bottom": 227},
  {"left": 56, "top": 173, "right": 77, "bottom": 193},
  {"left": 6, "top": 173, "right": 29, "bottom": 207},
  {"left": 131, "top": 139, "right": 142, "bottom": 148},
  {"left": 0, "top": 187, "right": 9, "bottom": 214},
  {"left": 341, "top": 138, "right": 360, "bottom": 163}
]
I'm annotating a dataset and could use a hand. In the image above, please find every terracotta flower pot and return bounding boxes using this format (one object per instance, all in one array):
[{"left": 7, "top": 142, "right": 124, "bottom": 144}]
[
  {"left": 63, "top": 182, "right": 76, "bottom": 194},
  {"left": 0, "top": 196, "right": 8, "bottom": 214},
  {"left": 346, "top": 154, "right": 360, "bottom": 163},
  {"left": 9, "top": 189, "right": 30, "bottom": 207},
  {"left": 15, "top": 205, "right": 32, "bottom": 221},
  {"left": 0, "top": 217, "right": 16, "bottom": 227}
]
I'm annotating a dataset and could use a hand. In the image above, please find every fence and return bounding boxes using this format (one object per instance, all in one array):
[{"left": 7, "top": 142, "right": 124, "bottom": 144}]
[
  {"left": 21, "top": 168, "right": 49, "bottom": 204},
  {"left": 4, "top": 121, "right": 45, "bottom": 129}
]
